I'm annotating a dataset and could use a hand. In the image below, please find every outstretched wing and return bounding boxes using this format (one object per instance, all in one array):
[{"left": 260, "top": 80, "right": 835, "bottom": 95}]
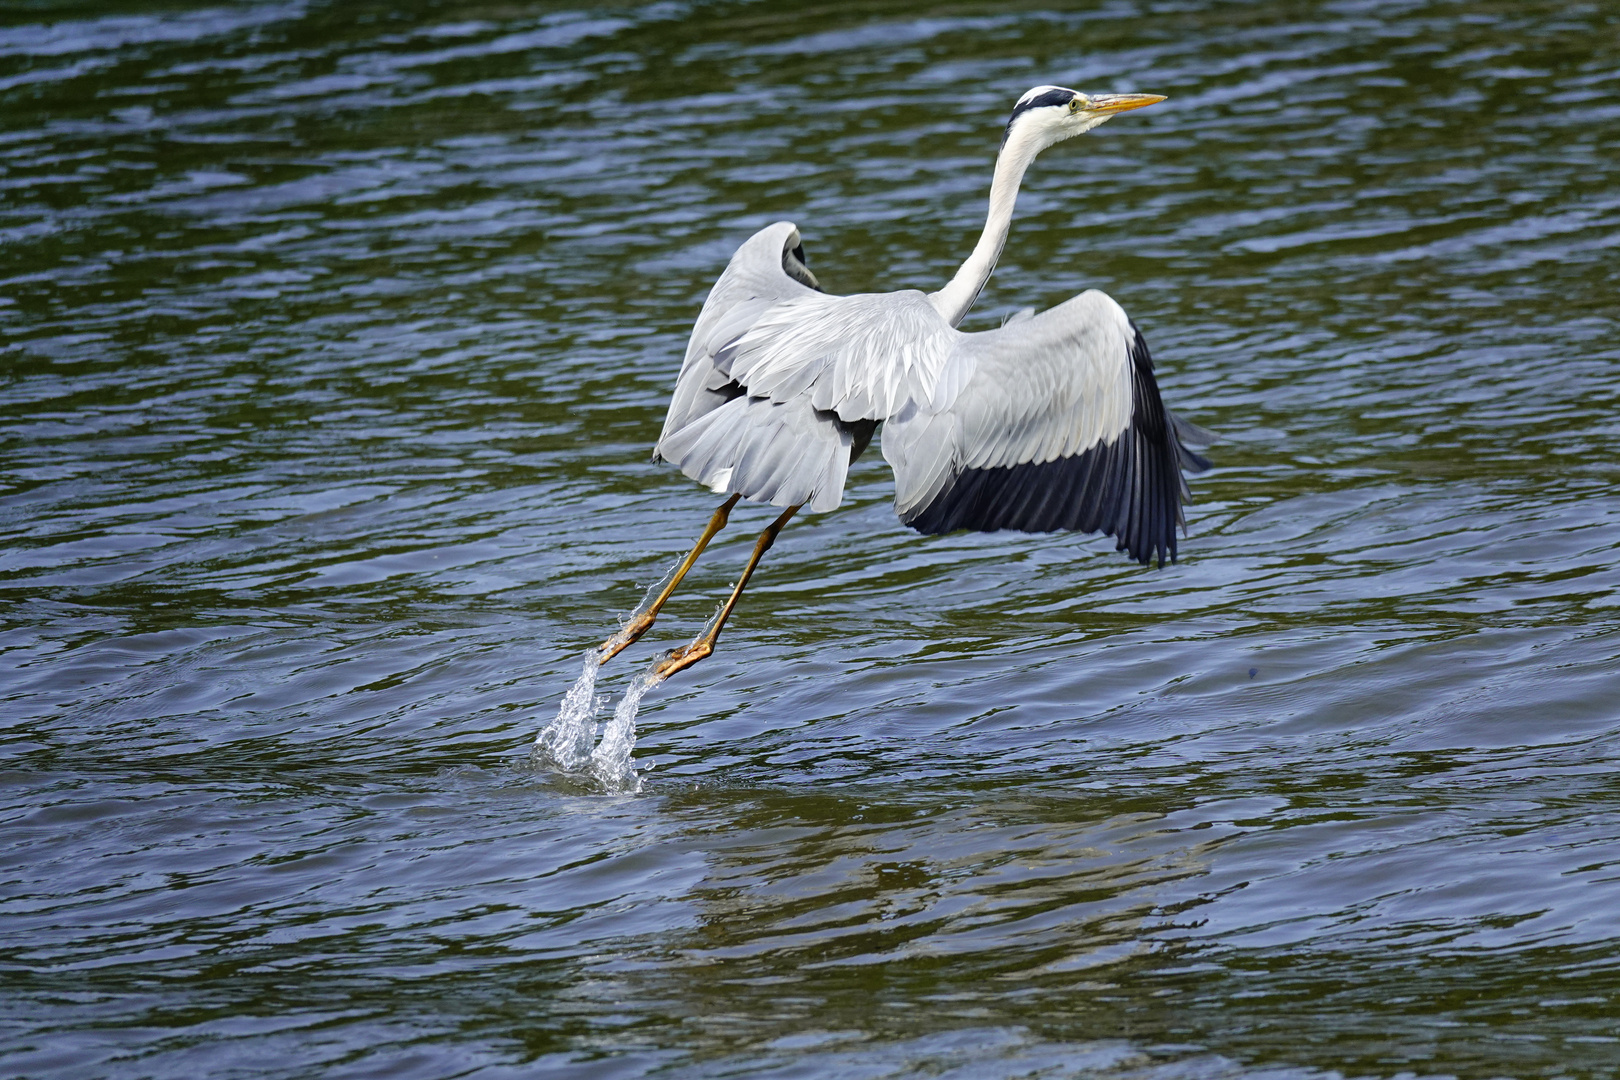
[
  {"left": 655, "top": 221, "right": 858, "bottom": 513},
  {"left": 655, "top": 221, "right": 966, "bottom": 514},
  {"left": 657, "top": 221, "right": 822, "bottom": 443},
  {"left": 882, "top": 290, "right": 1212, "bottom": 566}
]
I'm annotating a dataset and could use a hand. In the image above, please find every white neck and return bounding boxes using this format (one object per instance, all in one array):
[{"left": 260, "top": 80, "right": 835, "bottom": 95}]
[{"left": 927, "top": 121, "right": 1050, "bottom": 327}]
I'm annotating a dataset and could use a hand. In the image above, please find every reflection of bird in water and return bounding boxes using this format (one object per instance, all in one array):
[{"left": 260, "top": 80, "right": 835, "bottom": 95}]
[{"left": 601, "top": 85, "right": 1214, "bottom": 681}]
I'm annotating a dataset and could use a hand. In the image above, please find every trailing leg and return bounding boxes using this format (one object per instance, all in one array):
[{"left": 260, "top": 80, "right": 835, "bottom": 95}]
[
  {"left": 653, "top": 503, "right": 800, "bottom": 681},
  {"left": 599, "top": 494, "right": 741, "bottom": 664}
]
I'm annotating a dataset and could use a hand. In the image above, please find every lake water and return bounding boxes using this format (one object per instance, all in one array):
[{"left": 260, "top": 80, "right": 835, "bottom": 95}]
[{"left": 4, "top": 2, "right": 1620, "bottom": 1077}]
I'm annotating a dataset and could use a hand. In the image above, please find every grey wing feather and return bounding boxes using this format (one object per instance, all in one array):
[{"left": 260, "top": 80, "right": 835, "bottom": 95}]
[
  {"left": 714, "top": 291, "right": 965, "bottom": 421},
  {"left": 656, "top": 394, "right": 855, "bottom": 514},
  {"left": 882, "top": 290, "right": 1212, "bottom": 566}
]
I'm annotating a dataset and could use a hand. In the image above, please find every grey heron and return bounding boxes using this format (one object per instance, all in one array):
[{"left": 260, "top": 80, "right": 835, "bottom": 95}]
[{"left": 600, "top": 85, "right": 1213, "bottom": 680}]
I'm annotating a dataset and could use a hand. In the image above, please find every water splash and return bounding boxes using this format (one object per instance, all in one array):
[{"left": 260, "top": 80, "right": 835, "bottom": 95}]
[
  {"left": 581, "top": 609, "right": 722, "bottom": 792},
  {"left": 533, "top": 650, "right": 655, "bottom": 793},
  {"left": 589, "top": 668, "right": 656, "bottom": 793},
  {"left": 533, "top": 652, "right": 603, "bottom": 772},
  {"left": 536, "top": 558, "right": 688, "bottom": 790}
]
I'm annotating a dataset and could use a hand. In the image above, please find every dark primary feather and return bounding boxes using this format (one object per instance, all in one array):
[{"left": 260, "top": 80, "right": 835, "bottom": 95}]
[{"left": 902, "top": 326, "right": 1211, "bottom": 566}]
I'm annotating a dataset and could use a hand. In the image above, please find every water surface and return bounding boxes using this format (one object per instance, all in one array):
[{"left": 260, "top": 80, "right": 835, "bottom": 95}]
[{"left": 4, "top": 1, "right": 1620, "bottom": 1077}]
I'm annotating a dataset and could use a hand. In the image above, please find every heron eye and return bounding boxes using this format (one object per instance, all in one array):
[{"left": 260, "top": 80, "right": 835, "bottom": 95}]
[{"left": 1068, "top": 98, "right": 1082, "bottom": 113}]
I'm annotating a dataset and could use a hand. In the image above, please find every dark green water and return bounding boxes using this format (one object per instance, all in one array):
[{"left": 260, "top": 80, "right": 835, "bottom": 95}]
[{"left": 4, "top": 1, "right": 1620, "bottom": 1077}]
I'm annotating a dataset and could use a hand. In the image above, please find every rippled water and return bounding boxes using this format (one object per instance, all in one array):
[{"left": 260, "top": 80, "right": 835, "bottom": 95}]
[{"left": 4, "top": 1, "right": 1620, "bottom": 1077}]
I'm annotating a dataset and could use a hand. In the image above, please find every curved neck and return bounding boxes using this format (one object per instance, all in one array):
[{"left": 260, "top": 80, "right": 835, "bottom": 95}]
[{"left": 928, "top": 123, "right": 1048, "bottom": 327}]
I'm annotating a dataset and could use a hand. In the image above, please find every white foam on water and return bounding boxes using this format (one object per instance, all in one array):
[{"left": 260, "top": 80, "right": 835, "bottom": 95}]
[
  {"left": 589, "top": 667, "right": 655, "bottom": 793},
  {"left": 533, "top": 652, "right": 603, "bottom": 772}
]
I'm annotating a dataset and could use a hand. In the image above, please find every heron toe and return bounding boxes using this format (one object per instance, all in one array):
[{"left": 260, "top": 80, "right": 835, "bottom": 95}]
[
  {"left": 599, "top": 612, "right": 656, "bottom": 664},
  {"left": 653, "top": 640, "right": 713, "bottom": 681}
]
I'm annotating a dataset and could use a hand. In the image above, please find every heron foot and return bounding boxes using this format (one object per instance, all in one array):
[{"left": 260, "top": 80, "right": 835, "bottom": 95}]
[
  {"left": 653, "top": 640, "right": 713, "bottom": 681},
  {"left": 599, "top": 611, "right": 656, "bottom": 664}
]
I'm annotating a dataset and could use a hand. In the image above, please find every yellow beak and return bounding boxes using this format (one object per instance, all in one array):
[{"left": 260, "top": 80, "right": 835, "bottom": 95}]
[{"left": 1088, "top": 93, "right": 1167, "bottom": 114}]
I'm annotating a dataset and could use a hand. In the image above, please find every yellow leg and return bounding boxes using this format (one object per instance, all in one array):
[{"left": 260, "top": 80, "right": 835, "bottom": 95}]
[
  {"left": 653, "top": 503, "right": 800, "bottom": 681},
  {"left": 599, "top": 494, "right": 741, "bottom": 664}
]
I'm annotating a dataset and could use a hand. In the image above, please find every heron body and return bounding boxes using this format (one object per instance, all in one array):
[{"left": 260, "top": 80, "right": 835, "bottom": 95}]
[{"left": 600, "top": 85, "right": 1213, "bottom": 679}]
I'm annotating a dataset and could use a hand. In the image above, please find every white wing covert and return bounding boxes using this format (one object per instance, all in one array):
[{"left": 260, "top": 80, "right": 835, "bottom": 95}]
[
  {"left": 883, "top": 290, "right": 1212, "bottom": 566},
  {"left": 712, "top": 290, "right": 967, "bottom": 421}
]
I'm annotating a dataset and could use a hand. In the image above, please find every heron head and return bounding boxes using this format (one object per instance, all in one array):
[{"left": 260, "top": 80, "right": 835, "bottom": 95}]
[{"left": 1002, "top": 85, "right": 1165, "bottom": 152}]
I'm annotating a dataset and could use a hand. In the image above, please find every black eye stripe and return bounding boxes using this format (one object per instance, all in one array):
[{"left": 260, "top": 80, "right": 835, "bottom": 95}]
[
  {"left": 1001, "top": 88, "right": 1078, "bottom": 147},
  {"left": 1007, "top": 88, "right": 1077, "bottom": 124}
]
